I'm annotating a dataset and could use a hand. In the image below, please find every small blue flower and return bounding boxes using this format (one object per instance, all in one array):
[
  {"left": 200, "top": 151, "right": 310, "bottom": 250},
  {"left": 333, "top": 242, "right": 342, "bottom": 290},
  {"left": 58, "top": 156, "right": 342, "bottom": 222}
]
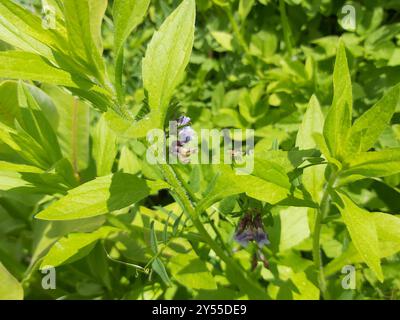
[
  {"left": 178, "top": 126, "right": 195, "bottom": 144},
  {"left": 234, "top": 212, "right": 269, "bottom": 249},
  {"left": 177, "top": 116, "right": 191, "bottom": 127}
]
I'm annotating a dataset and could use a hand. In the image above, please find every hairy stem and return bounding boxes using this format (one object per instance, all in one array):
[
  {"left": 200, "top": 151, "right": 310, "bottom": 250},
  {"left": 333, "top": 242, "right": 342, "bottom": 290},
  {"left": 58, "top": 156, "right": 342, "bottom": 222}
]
[{"left": 159, "top": 163, "right": 267, "bottom": 299}]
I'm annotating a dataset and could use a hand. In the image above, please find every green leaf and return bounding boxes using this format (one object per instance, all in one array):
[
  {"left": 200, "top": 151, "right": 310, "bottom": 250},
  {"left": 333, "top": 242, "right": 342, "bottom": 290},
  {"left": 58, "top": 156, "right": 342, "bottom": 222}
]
[
  {"left": 89, "top": 0, "right": 107, "bottom": 53},
  {"left": 198, "top": 164, "right": 289, "bottom": 211},
  {"left": 0, "top": 0, "right": 66, "bottom": 60},
  {"left": 118, "top": 145, "right": 141, "bottom": 175},
  {"left": 278, "top": 207, "right": 310, "bottom": 252},
  {"left": 92, "top": 115, "right": 118, "bottom": 177},
  {"left": 296, "top": 95, "right": 324, "bottom": 150},
  {"left": 142, "top": 0, "right": 195, "bottom": 125},
  {"left": 42, "top": 85, "right": 90, "bottom": 173},
  {"left": 334, "top": 192, "right": 383, "bottom": 281},
  {"left": 169, "top": 252, "right": 217, "bottom": 290},
  {"left": 17, "top": 83, "right": 62, "bottom": 166},
  {"left": 113, "top": 0, "right": 150, "bottom": 102},
  {"left": 341, "top": 148, "right": 400, "bottom": 179},
  {"left": 323, "top": 40, "right": 353, "bottom": 160},
  {"left": 0, "top": 80, "right": 19, "bottom": 126},
  {"left": 0, "top": 51, "right": 95, "bottom": 88},
  {"left": 35, "top": 173, "right": 159, "bottom": 220},
  {"left": 345, "top": 84, "right": 400, "bottom": 154},
  {"left": 0, "top": 262, "right": 23, "bottom": 300},
  {"left": 296, "top": 95, "right": 326, "bottom": 202},
  {"left": 62, "top": 0, "right": 105, "bottom": 80},
  {"left": 152, "top": 257, "right": 171, "bottom": 286},
  {"left": 40, "top": 226, "right": 118, "bottom": 269}
]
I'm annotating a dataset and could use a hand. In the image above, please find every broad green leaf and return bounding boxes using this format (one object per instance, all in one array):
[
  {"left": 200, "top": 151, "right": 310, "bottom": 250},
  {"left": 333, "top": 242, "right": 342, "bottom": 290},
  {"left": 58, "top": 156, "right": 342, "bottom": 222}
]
[
  {"left": 296, "top": 95, "right": 324, "bottom": 150},
  {"left": 345, "top": 84, "right": 400, "bottom": 154},
  {"left": 169, "top": 252, "right": 217, "bottom": 290},
  {"left": 341, "top": 148, "right": 400, "bottom": 179},
  {"left": 334, "top": 192, "right": 383, "bottom": 281},
  {"left": 118, "top": 146, "right": 141, "bottom": 175},
  {"left": 92, "top": 115, "right": 118, "bottom": 177},
  {"left": 198, "top": 164, "right": 289, "bottom": 212},
  {"left": 278, "top": 207, "right": 310, "bottom": 252},
  {"left": 62, "top": 0, "right": 105, "bottom": 80},
  {"left": 0, "top": 51, "right": 95, "bottom": 88},
  {"left": 323, "top": 40, "right": 353, "bottom": 160},
  {"left": 142, "top": 0, "right": 195, "bottom": 126},
  {"left": 35, "top": 173, "right": 164, "bottom": 220},
  {"left": 42, "top": 85, "right": 90, "bottom": 173},
  {"left": 30, "top": 216, "right": 106, "bottom": 269},
  {"left": 113, "top": 0, "right": 150, "bottom": 102},
  {"left": 40, "top": 226, "right": 118, "bottom": 269},
  {"left": 0, "top": 0, "right": 66, "bottom": 60},
  {"left": 0, "top": 262, "right": 23, "bottom": 300}
]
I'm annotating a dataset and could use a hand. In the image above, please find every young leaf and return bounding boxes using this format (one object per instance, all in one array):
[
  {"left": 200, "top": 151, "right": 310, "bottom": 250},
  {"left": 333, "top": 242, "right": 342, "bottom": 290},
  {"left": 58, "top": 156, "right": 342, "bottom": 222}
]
[
  {"left": 0, "top": 80, "right": 19, "bottom": 127},
  {"left": 89, "top": 0, "right": 107, "bottom": 54},
  {"left": 35, "top": 173, "right": 158, "bottom": 220},
  {"left": 345, "top": 84, "right": 400, "bottom": 154},
  {"left": 323, "top": 40, "right": 353, "bottom": 160},
  {"left": 142, "top": 0, "right": 196, "bottom": 126},
  {"left": 113, "top": 0, "right": 150, "bottom": 102},
  {"left": 334, "top": 192, "right": 383, "bottom": 281},
  {"left": 296, "top": 95, "right": 324, "bottom": 150},
  {"left": 92, "top": 115, "right": 118, "bottom": 177},
  {"left": 0, "top": 262, "right": 23, "bottom": 300}
]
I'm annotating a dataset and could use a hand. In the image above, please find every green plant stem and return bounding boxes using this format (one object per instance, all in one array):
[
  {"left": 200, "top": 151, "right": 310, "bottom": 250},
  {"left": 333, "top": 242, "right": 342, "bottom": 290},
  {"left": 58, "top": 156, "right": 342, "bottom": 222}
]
[
  {"left": 159, "top": 163, "right": 267, "bottom": 299},
  {"left": 279, "top": 0, "right": 293, "bottom": 56},
  {"left": 312, "top": 169, "right": 338, "bottom": 299}
]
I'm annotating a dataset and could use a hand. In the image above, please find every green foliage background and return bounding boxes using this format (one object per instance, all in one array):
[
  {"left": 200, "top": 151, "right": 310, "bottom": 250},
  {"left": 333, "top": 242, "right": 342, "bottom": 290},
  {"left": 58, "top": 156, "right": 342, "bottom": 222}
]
[{"left": 0, "top": 0, "right": 400, "bottom": 300}]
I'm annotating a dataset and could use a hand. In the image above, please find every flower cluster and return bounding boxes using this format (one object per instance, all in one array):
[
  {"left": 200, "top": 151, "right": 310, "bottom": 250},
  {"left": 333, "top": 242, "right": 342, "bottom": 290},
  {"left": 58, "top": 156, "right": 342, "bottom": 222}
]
[
  {"left": 234, "top": 211, "right": 270, "bottom": 248},
  {"left": 234, "top": 211, "right": 270, "bottom": 270},
  {"left": 170, "top": 116, "right": 197, "bottom": 164}
]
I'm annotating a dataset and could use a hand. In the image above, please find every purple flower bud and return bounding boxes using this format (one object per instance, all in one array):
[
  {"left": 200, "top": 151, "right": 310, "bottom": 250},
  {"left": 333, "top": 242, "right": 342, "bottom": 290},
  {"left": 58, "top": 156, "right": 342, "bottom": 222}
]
[
  {"left": 178, "top": 126, "right": 195, "bottom": 144},
  {"left": 177, "top": 116, "right": 191, "bottom": 127}
]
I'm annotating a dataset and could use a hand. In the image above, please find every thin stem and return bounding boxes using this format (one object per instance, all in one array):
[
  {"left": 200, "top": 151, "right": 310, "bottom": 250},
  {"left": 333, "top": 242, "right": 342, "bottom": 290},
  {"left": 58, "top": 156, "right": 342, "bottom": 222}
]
[
  {"left": 313, "top": 169, "right": 338, "bottom": 299},
  {"left": 279, "top": 0, "right": 293, "bottom": 56},
  {"left": 159, "top": 163, "right": 267, "bottom": 299}
]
